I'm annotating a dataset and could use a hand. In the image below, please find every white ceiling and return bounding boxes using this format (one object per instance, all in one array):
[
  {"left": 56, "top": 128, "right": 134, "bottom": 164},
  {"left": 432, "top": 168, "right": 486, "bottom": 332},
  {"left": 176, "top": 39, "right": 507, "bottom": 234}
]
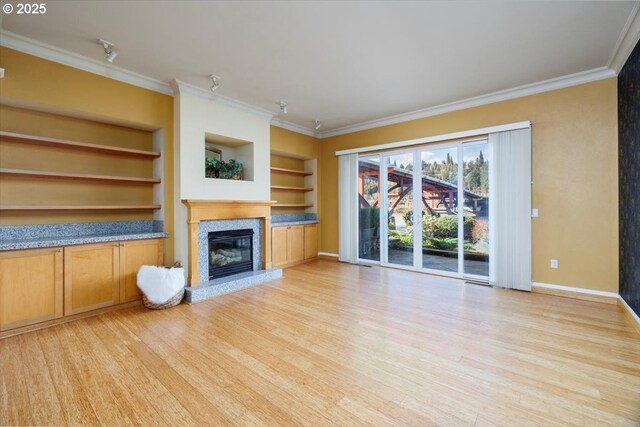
[{"left": 1, "top": 1, "right": 638, "bottom": 134}]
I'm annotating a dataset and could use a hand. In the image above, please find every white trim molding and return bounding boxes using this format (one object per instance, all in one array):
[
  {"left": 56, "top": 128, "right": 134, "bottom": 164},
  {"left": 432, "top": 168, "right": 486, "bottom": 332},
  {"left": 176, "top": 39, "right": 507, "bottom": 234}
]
[
  {"left": 271, "top": 118, "right": 317, "bottom": 137},
  {"left": 0, "top": 28, "right": 625, "bottom": 140},
  {"left": 533, "top": 282, "right": 619, "bottom": 298},
  {"left": 335, "top": 121, "right": 531, "bottom": 156},
  {"left": 171, "top": 79, "right": 275, "bottom": 120},
  {"left": 619, "top": 297, "right": 640, "bottom": 334},
  {"left": 319, "top": 67, "right": 614, "bottom": 139},
  {"left": 0, "top": 30, "right": 174, "bottom": 95},
  {"left": 318, "top": 252, "right": 339, "bottom": 258},
  {"left": 608, "top": 2, "right": 640, "bottom": 74},
  {"left": 532, "top": 281, "right": 620, "bottom": 304}
]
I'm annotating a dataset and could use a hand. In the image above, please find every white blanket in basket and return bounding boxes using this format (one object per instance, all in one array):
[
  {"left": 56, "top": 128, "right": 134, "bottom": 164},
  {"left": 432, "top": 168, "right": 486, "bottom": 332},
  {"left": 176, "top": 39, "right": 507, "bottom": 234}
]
[{"left": 137, "top": 266, "right": 185, "bottom": 304}]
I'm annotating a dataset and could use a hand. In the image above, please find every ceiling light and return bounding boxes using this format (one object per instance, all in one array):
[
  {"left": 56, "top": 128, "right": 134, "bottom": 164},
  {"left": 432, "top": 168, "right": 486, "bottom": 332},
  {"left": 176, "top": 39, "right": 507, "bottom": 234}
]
[
  {"left": 314, "top": 120, "right": 322, "bottom": 131},
  {"left": 209, "top": 74, "right": 221, "bottom": 92},
  {"left": 278, "top": 101, "right": 288, "bottom": 115},
  {"left": 98, "top": 38, "right": 117, "bottom": 63}
]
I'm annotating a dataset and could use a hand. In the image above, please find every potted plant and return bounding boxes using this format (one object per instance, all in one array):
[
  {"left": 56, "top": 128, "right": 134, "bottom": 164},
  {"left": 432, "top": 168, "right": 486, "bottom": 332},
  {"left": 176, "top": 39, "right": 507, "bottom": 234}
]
[{"left": 205, "top": 158, "right": 243, "bottom": 180}]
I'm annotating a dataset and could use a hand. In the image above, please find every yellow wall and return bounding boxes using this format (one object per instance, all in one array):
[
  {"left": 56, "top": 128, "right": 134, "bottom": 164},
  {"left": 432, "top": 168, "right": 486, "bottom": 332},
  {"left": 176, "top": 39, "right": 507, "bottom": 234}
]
[
  {"left": 0, "top": 47, "right": 176, "bottom": 262},
  {"left": 270, "top": 126, "right": 320, "bottom": 160},
  {"left": 320, "top": 79, "right": 618, "bottom": 292}
]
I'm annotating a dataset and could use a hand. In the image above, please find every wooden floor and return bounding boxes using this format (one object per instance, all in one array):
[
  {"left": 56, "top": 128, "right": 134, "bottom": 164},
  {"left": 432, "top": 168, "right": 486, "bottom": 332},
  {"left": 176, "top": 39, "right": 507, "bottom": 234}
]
[{"left": 1, "top": 260, "right": 639, "bottom": 426}]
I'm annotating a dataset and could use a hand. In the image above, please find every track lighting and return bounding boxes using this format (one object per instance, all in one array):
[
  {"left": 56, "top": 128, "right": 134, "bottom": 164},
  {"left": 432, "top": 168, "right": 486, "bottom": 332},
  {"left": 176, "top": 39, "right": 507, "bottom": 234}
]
[
  {"left": 278, "top": 101, "right": 288, "bottom": 115},
  {"left": 98, "top": 38, "right": 117, "bottom": 63},
  {"left": 209, "top": 74, "right": 221, "bottom": 92},
  {"left": 314, "top": 120, "right": 322, "bottom": 131}
]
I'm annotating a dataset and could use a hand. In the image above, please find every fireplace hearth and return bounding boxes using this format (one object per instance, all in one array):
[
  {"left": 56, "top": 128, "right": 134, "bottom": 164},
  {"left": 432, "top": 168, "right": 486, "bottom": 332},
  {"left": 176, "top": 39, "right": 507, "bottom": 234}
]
[{"left": 208, "top": 229, "right": 254, "bottom": 279}]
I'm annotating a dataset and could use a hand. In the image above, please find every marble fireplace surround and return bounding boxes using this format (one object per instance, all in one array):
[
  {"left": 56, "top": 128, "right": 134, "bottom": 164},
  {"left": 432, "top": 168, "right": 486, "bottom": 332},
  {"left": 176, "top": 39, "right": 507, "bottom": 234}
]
[{"left": 182, "top": 200, "right": 276, "bottom": 287}]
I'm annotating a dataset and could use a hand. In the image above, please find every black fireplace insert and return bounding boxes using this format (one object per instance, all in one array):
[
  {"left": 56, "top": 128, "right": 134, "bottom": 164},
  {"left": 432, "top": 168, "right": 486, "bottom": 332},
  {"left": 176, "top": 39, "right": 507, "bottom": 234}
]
[{"left": 208, "top": 229, "right": 254, "bottom": 280}]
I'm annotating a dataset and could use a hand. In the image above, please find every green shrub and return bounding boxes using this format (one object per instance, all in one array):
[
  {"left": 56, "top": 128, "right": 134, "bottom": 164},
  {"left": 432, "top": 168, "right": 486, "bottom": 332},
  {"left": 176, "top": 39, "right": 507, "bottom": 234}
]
[{"left": 422, "top": 215, "right": 474, "bottom": 239}]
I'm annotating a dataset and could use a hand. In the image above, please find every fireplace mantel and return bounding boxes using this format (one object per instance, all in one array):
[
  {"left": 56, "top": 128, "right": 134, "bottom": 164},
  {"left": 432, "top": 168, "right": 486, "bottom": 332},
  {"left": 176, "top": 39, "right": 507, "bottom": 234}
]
[{"left": 182, "top": 200, "right": 276, "bottom": 287}]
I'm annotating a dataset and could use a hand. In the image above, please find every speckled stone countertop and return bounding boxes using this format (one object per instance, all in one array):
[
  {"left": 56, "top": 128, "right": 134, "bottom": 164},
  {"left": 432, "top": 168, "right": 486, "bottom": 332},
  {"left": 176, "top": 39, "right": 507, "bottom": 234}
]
[
  {"left": 271, "top": 220, "right": 319, "bottom": 227},
  {"left": 0, "top": 220, "right": 168, "bottom": 251},
  {"left": 271, "top": 213, "right": 319, "bottom": 227}
]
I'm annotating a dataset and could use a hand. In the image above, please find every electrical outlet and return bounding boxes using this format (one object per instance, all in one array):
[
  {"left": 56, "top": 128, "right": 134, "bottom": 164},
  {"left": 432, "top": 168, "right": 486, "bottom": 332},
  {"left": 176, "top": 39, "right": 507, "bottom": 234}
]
[
  {"left": 532, "top": 208, "right": 539, "bottom": 217},
  {"left": 550, "top": 259, "right": 558, "bottom": 269}
]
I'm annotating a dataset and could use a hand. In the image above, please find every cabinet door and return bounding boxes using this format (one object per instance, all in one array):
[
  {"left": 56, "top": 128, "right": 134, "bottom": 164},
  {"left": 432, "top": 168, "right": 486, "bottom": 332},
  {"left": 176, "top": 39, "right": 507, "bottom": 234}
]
[
  {"left": 0, "top": 248, "right": 63, "bottom": 331},
  {"left": 287, "top": 226, "right": 305, "bottom": 264},
  {"left": 119, "top": 239, "right": 164, "bottom": 303},
  {"left": 64, "top": 242, "right": 119, "bottom": 316},
  {"left": 304, "top": 224, "right": 318, "bottom": 260},
  {"left": 272, "top": 227, "right": 289, "bottom": 268}
]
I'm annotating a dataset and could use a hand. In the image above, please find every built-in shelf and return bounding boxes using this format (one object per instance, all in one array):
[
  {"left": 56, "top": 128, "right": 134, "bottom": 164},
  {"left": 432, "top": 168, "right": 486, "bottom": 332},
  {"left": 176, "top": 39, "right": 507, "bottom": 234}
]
[
  {"left": 273, "top": 203, "right": 314, "bottom": 208},
  {"left": 0, "top": 168, "right": 161, "bottom": 184},
  {"left": 270, "top": 185, "right": 313, "bottom": 192},
  {"left": 0, "top": 131, "right": 161, "bottom": 158},
  {"left": 0, "top": 205, "right": 161, "bottom": 211},
  {"left": 270, "top": 167, "right": 313, "bottom": 176}
]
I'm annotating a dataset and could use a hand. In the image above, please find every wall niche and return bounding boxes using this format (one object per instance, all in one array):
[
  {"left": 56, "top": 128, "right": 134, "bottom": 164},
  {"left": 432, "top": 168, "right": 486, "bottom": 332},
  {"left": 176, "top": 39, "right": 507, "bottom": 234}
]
[{"left": 204, "top": 132, "right": 254, "bottom": 182}]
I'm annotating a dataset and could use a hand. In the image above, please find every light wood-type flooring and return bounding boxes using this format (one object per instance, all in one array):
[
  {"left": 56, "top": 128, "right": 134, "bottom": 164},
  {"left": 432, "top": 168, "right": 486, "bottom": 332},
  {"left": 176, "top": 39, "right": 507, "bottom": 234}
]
[{"left": 1, "top": 260, "right": 639, "bottom": 426}]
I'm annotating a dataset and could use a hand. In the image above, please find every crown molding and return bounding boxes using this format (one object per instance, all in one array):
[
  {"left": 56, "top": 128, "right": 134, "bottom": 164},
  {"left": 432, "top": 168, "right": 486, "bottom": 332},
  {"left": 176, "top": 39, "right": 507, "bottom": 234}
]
[
  {"left": 318, "top": 66, "right": 616, "bottom": 138},
  {"left": 172, "top": 79, "right": 276, "bottom": 120},
  {"left": 0, "top": 30, "right": 174, "bottom": 95},
  {"left": 608, "top": 2, "right": 640, "bottom": 74},
  {"left": 270, "top": 118, "right": 317, "bottom": 137},
  {"left": 0, "top": 28, "right": 624, "bottom": 141}
]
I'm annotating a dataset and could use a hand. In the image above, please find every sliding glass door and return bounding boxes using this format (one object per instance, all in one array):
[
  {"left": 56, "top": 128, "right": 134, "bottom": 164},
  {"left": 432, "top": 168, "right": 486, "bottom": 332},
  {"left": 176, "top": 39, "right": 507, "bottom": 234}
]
[
  {"left": 383, "top": 152, "right": 415, "bottom": 267},
  {"left": 421, "top": 146, "right": 459, "bottom": 273},
  {"left": 462, "top": 142, "right": 490, "bottom": 278},
  {"left": 358, "top": 140, "right": 490, "bottom": 280},
  {"left": 358, "top": 156, "right": 381, "bottom": 262}
]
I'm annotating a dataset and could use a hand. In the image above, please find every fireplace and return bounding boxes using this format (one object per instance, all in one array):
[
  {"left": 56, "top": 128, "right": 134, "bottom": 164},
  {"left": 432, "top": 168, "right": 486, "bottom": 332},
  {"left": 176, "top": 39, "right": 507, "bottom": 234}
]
[{"left": 208, "top": 229, "right": 254, "bottom": 279}]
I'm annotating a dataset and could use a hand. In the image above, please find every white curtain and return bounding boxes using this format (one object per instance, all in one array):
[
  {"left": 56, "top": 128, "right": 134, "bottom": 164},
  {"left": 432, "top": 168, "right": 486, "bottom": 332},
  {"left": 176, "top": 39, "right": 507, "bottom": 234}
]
[
  {"left": 489, "top": 127, "right": 532, "bottom": 290},
  {"left": 338, "top": 153, "right": 359, "bottom": 263}
]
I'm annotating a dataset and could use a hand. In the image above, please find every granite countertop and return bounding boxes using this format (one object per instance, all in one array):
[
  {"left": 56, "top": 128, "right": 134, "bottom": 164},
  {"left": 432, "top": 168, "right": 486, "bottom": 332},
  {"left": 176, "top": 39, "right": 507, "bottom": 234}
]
[
  {"left": 271, "top": 213, "right": 318, "bottom": 228},
  {"left": 0, "top": 221, "right": 168, "bottom": 251},
  {"left": 0, "top": 232, "right": 169, "bottom": 251},
  {"left": 271, "top": 220, "right": 319, "bottom": 227}
]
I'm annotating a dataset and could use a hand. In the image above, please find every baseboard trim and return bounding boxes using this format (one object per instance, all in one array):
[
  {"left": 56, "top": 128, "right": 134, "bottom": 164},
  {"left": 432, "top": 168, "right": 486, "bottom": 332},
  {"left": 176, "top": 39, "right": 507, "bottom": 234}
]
[
  {"left": 618, "top": 296, "right": 640, "bottom": 336},
  {"left": 318, "top": 252, "right": 339, "bottom": 261},
  {"left": 532, "top": 282, "right": 619, "bottom": 304}
]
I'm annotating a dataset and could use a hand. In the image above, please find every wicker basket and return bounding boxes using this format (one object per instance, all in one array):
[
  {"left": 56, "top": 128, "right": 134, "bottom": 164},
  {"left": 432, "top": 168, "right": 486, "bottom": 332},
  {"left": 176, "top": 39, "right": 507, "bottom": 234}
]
[
  {"left": 141, "top": 261, "right": 185, "bottom": 310},
  {"left": 142, "top": 288, "right": 185, "bottom": 310}
]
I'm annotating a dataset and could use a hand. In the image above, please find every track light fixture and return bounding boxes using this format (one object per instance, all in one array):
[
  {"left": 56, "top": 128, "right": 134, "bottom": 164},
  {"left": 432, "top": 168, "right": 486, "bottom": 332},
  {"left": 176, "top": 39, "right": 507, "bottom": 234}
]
[
  {"left": 98, "top": 38, "right": 117, "bottom": 63},
  {"left": 209, "top": 74, "right": 221, "bottom": 93},
  {"left": 278, "top": 101, "right": 288, "bottom": 115},
  {"left": 314, "top": 120, "right": 322, "bottom": 131}
]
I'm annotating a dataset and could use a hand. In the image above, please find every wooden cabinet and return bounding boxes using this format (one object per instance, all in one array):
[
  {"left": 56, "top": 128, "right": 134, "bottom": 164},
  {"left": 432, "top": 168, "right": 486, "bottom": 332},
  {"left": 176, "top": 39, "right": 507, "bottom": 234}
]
[
  {"left": 271, "top": 224, "right": 318, "bottom": 268},
  {"left": 304, "top": 224, "right": 318, "bottom": 260},
  {"left": 0, "top": 237, "right": 165, "bottom": 336},
  {"left": 64, "top": 242, "right": 120, "bottom": 316},
  {"left": 0, "top": 247, "right": 63, "bottom": 331},
  {"left": 288, "top": 226, "right": 305, "bottom": 264},
  {"left": 272, "top": 227, "right": 289, "bottom": 268},
  {"left": 119, "top": 239, "right": 164, "bottom": 303},
  {"left": 64, "top": 239, "right": 165, "bottom": 314}
]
